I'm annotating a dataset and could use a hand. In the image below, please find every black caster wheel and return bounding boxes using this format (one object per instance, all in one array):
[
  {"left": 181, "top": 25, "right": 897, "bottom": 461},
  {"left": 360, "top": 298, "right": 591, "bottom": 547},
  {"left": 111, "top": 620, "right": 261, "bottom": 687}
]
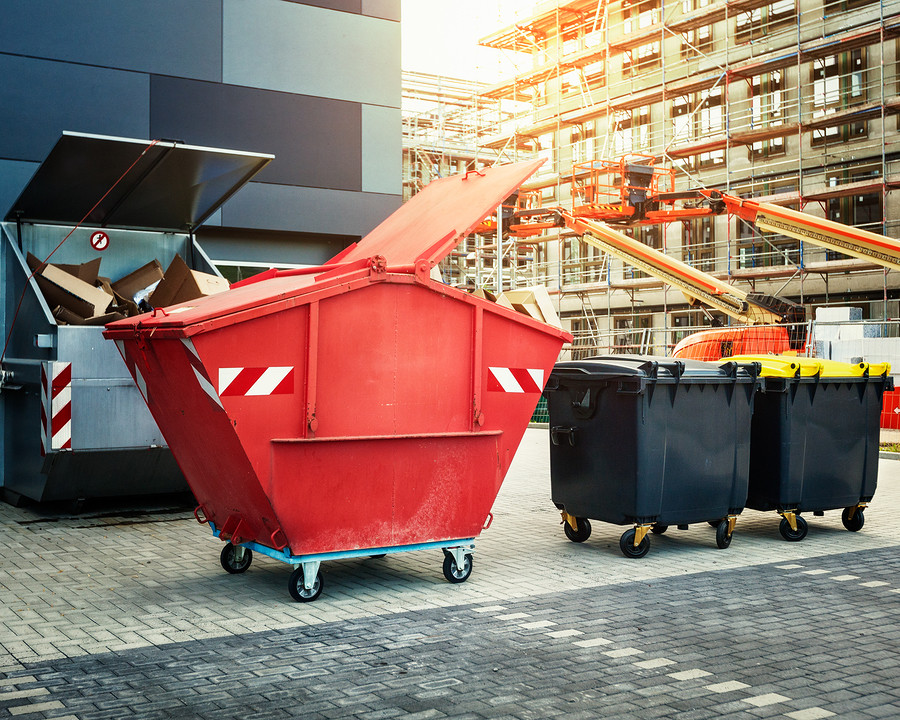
[
  {"left": 220, "top": 544, "right": 253, "bottom": 574},
  {"left": 651, "top": 523, "right": 668, "bottom": 535},
  {"left": 619, "top": 529, "right": 650, "bottom": 559},
  {"left": 842, "top": 507, "right": 865, "bottom": 532},
  {"left": 779, "top": 516, "right": 808, "bottom": 542},
  {"left": 288, "top": 566, "right": 324, "bottom": 602},
  {"left": 715, "top": 520, "right": 733, "bottom": 549},
  {"left": 564, "top": 517, "right": 592, "bottom": 543},
  {"left": 442, "top": 552, "right": 473, "bottom": 583}
]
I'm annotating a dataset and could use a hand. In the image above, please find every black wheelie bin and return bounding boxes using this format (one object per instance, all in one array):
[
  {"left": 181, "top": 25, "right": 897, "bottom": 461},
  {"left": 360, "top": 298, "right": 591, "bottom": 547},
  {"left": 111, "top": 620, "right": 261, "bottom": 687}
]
[
  {"left": 545, "top": 356, "right": 760, "bottom": 558},
  {"left": 724, "top": 355, "right": 892, "bottom": 541}
]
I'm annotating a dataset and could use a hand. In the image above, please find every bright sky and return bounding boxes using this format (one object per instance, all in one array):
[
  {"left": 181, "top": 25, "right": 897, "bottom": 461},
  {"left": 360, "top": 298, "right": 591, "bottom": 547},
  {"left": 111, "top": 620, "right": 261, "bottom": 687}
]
[{"left": 400, "top": 1, "right": 532, "bottom": 82}]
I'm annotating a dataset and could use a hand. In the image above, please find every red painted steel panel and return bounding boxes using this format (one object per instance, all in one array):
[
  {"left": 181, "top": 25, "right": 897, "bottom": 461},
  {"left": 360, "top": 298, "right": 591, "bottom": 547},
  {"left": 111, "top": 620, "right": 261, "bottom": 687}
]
[{"left": 340, "top": 159, "right": 545, "bottom": 266}]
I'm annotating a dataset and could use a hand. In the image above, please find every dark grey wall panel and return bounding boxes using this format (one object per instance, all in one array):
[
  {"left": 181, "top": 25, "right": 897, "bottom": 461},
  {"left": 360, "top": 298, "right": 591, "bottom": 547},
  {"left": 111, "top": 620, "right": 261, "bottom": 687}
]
[
  {"left": 0, "top": 55, "right": 149, "bottom": 162},
  {"left": 222, "top": 182, "right": 400, "bottom": 237},
  {"left": 223, "top": 0, "right": 401, "bottom": 107},
  {"left": 197, "top": 225, "right": 355, "bottom": 266},
  {"left": 362, "top": 0, "right": 400, "bottom": 21},
  {"left": 150, "top": 76, "right": 361, "bottom": 192},
  {"left": 0, "top": 160, "right": 39, "bottom": 219},
  {"left": 0, "top": 0, "right": 222, "bottom": 81}
]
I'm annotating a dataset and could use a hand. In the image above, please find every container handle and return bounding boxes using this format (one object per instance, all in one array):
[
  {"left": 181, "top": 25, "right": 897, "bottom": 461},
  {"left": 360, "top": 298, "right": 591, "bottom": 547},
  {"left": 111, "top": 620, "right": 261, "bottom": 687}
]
[
  {"left": 193, "top": 505, "right": 208, "bottom": 524},
  {"left": 551, "top": 426, "right": 577, "bottom": 447}
]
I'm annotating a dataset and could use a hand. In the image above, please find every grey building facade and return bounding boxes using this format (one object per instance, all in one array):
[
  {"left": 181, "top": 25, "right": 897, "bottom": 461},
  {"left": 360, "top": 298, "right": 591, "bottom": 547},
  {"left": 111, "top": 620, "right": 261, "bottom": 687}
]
[{"left": 0, "top": 0, "right": 402, "bottom": 268}]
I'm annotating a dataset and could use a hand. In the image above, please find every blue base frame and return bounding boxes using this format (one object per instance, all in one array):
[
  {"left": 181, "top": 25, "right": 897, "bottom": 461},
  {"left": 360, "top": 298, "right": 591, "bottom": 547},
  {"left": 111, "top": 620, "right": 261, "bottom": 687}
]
[{"left": 209, "top": 522, "right": 476, "bottom": 566}]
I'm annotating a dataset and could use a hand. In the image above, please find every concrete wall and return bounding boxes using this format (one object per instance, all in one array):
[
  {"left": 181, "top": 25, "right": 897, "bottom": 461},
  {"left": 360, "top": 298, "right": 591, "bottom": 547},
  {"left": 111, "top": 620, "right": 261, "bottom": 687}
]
[{"left": 0, "top": 0, "right": 402, "bottom": 264}]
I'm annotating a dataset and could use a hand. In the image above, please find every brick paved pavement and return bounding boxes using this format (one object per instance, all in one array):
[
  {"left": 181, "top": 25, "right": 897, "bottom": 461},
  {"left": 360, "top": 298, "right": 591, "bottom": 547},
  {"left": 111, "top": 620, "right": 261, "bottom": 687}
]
[{"left": 1, "top": 428, "right": 899, "bottom": 718}]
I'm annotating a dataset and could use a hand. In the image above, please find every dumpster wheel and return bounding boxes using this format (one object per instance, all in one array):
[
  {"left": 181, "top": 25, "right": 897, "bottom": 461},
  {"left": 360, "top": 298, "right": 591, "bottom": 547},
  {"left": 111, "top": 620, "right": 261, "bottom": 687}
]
[
  {"left": 562, "top": 514, "right": 592, "bottom": 543},
  {"left": 619, "top": 528, "right": 651, "bottom": 559},
  {"left": 842, "top": 505, "right": 866, "bottom": 532},
  {"left": 779, "top": 513, "right": 808, "bottom": 542},
  {"left": 220, "top": 544, "right": 253, "bottom": 574},
  {"left": 650, "top": 523, "right": 668, "bottom": 535},
  {"left": 442, "top": 550, "right": 473, "bottom": 583},
  {"left": 288, "top": 565, "right": 324, "bottom": 602}
]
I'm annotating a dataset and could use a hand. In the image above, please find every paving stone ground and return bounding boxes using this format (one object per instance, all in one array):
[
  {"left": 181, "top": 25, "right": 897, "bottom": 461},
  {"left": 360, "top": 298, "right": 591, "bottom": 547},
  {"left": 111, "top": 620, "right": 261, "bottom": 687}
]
[{"left": 1, "top": 428, "right": 899, "bottom": 719}]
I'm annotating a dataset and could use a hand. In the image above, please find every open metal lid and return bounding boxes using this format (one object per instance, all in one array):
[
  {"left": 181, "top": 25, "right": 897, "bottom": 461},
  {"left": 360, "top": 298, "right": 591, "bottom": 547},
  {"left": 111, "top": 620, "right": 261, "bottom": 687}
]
[
  {"left": 336, "top": 158, "right": 545, "bottom": 267},
  {"left": 5, "top": 132, "right": 273, "bottom": 231}
]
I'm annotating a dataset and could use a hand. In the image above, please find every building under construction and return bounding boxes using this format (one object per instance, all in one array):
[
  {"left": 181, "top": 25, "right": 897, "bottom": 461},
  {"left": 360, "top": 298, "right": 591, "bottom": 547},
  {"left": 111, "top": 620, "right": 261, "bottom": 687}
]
[{"left": 403, "top": 0, "right": 900, "bottom": 357}]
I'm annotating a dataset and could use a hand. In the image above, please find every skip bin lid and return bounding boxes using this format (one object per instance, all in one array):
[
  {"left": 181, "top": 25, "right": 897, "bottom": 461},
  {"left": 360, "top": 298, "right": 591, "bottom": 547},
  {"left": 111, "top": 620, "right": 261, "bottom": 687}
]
[
  {"left": 335, "top": 158, "right": 545, "bottom": 267},
  {"left": 5, "top": 132, "right": 273, "bottom": 231}
]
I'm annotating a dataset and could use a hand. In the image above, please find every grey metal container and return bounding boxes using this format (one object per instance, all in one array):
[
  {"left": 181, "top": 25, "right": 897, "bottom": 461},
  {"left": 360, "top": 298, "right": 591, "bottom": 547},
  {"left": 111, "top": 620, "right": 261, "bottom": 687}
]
[{"left": 0, "top": 132, "right": 271, "bottom": 503}]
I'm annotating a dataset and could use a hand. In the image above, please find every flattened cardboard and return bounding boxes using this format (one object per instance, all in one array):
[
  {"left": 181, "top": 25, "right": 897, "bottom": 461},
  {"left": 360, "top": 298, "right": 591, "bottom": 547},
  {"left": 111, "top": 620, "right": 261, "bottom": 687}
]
[
  {"left": 52, "top": 306, "right": 86, "bottom": 325},
  {"left": 497, "top": 286, "right": 561, "bottom": 328},
  {"left": 38, "top": 264, "right": 113, "bottom": 319},
  {"left": 148, "top": 254, "right": 228, "bottom": 308},
  {"left": 111, "top": 260, "right": 165, "bottom": 304}
]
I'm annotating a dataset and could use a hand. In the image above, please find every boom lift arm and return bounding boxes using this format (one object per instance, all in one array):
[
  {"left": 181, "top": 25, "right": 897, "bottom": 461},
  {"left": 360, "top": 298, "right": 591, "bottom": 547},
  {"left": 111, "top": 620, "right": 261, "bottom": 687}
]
[
  {"left": 697, "top": 190, "right": 900, "bottom": 272},
  {"left": 515, "top": 207, "right": 786, "bottom": 325}
]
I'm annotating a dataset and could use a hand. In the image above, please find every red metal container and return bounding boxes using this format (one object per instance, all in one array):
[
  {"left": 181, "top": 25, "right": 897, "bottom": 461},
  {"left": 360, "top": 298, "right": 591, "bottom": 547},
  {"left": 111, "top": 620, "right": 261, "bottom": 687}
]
[{"left": 104, "top": 160, "right": 570, "bottom": 600}]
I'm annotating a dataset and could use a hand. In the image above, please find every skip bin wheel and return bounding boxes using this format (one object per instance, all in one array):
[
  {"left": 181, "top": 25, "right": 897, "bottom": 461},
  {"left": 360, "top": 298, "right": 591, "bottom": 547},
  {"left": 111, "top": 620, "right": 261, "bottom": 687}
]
[
  {"left": 220, "top": 544, "right": 253, "bottom": 574},
  {"left": 288, "top": 566, "right": 324, "bottom": 602},
  {"left": 442, "top": 552, "right": 473, "bottom": 583},
  {"left": 842, "top": 507, "right": 865, "bottom": 532},
  {"left": 779, "top": 516, "right": 808, "bottom": 542},
  {"left": 619, "top": 529, "right": 650, "bottom": 559},
  {"left": 564, "top": 517, "right": 592, "bottom": 543},
  {"left": 651, "top": 523, "right": 668, "bottom": 535},
  {"left": 715, "top": 520, "right": 733, "bottom": 549}
]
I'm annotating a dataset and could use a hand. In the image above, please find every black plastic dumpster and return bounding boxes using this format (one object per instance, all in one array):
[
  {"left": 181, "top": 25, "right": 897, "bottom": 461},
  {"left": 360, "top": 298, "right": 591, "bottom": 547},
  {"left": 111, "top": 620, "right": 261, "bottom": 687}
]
[
  {"left": 725, "top": 355, "right": 892, "bottom": 541},
  {"left": 545, "top": 356, "right": 759, "bottom": 558}
]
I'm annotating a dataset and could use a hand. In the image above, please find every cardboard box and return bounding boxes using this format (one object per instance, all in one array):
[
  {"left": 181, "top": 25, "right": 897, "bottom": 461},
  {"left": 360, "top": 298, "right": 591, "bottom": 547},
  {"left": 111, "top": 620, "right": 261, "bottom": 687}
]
[
  {"left": 149, "top": 254, "right": 229, "bottom": 308},
  {"left": 111, "top": 260, "right": 165, "bottom": 316},
  {"left": 36, "top": 263, "right": 113, "bottom": 320},
  {"left": 496, "top": 286, "right": 561, "bottom": 328}
]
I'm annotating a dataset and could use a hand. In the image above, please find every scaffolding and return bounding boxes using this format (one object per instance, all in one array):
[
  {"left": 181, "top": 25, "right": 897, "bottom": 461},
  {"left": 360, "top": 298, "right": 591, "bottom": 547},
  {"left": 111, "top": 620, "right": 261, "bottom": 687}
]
[{"left": 447, "top": 0, "right": 900, "bottom": 357}]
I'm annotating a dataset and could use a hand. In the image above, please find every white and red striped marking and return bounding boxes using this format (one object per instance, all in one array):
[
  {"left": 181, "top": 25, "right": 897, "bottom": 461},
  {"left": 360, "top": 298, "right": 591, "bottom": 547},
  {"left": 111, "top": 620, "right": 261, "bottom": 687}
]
[
  {"left": 487, "top": 367, "right": 545, "bottom": 393},
  {"left": 181, "top": 339, "right": 223, "bottom": 409},
  {"left": 218, "top": 367, "right": 294, "bottom": 397},
  {"left": 41, "top": 361, "right": 72, "bottom": 453}
]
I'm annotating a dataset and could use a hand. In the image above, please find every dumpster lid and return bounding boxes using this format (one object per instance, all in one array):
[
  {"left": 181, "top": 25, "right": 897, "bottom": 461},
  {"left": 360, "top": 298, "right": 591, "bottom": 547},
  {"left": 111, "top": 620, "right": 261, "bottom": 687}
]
[
  {"left": 725, "top": 354, "right": 891, "bottom": 378},
  {"left": 550, "top": 355, "right": 754, "bottom": 381},
  {"left": 335, "top": 158, "right": 545, "bottom": 267},
  {"left": 5, "top": 132, "right": 273, "bottom": 231}
]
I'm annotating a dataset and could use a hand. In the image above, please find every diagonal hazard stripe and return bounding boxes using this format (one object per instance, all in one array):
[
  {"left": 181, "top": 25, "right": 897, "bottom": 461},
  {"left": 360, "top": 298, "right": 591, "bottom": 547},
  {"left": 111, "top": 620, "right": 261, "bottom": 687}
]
[
  {"left": 488, "top": 366, "right": 545, "bottom": 393},
  {"left": 246, "top": 367, "right": 293, "bottom": 396}
]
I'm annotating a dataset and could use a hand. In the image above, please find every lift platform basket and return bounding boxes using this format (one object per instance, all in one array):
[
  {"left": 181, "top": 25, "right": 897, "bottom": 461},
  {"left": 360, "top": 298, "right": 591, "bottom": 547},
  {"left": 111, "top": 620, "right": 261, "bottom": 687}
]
[{"left": 104, "top": 160, "right": 570, "bottom": 600}]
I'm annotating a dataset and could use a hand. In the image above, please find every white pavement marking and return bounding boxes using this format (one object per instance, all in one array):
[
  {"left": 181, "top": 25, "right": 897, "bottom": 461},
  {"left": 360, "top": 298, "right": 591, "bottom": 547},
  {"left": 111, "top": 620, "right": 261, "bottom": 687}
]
[
  {"left": 831, "top": 575, "right": 860, "bottom": 581},
  {"left": 860, "top": 580, "right": 890, "bottom": 587},
  {"left": 573, "top": 637, "right": 612, "bottom": 648},
  {"left": 10, "top": 701, "right": 64, "bottom": 715},
  {"left": 801, "top": 569, "right": 831, "bottom": 575},
  {"left": 603, "top": 647, "right": 643, "bottom": 658},
  {"left": 743, "top": 693, "right": 790, "bottom": 707},
  {"left": 633, "top": 658, "right": 676, "bottom": 669},
  {"left": 669, "top": 669, "right": 712, "bottom": 681},
  {"left": 494, "top": 612, "right": 530, "bottom": 620},
  {"left": 473, "top": 606, "right": 506, "bottom": 613},
  {"left": 519, "top": 620, "right": 555, "bottom": 629},
  {"left": 785, "top": 708, "right": 836, "bottom": 720},
  {"left": 705, "top": 680, "right": 751, "bottom": 693},
  {"left": 546, "top": 629, "right": 583, "bottom": 638}
]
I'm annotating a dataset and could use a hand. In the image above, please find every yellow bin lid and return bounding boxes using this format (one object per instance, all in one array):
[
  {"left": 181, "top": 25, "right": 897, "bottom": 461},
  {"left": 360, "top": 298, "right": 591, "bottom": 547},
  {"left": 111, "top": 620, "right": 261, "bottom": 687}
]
[{"left": 722, "top": 355, "right": 891, "bottom": 378}]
